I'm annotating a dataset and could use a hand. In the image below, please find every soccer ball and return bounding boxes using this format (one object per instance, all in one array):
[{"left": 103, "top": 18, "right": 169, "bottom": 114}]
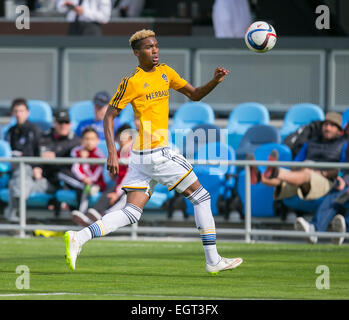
[{"left": 245, "top": 21, "right": 277, "bottom": 53}]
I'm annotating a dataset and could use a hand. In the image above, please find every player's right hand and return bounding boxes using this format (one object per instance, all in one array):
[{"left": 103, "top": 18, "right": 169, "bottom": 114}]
[
  {"left": 213, "top": 67, "right": 229, "bottom": 83},
  {"left": 107, "top": 152, "right": 119, "bottom": 175}
]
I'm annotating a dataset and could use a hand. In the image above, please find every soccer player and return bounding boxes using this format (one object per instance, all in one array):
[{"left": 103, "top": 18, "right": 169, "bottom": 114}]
[{"left": 64, "top": 29, "right": 243, "bottom": 274}]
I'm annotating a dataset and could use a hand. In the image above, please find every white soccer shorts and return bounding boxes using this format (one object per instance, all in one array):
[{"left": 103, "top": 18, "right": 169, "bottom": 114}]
[{"left": 122, "top": 147, "right": 198, "bottom": 196}]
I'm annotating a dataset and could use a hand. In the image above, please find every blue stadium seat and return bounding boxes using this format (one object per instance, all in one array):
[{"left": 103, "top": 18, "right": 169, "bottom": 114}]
[
  {"left": 237, "top": 143, "right": 292, "bottom": 217},
  {"left": 55, "top": 189, "right": 101, "bottom": 208},
  {"left": 170, "top": 102, "right": 215, "bottom": 149},
  {"left": 2, "top": 100, "right": 53, "bottom": 137},
  {"left": 279, "top": 103, "right": 325, "bottom": 141},
  {"left": 97, "top": 140, "right": 108, "bottom": 158},
  {"left": 0, "top": 140, "right": 12, "bottom": 188},
  {"left": 184, "top": 142, "right": 236, "bottom": 216},
  {"left": 145, "top": 184, "right": 175, "bottom": 210},
  {"left": 0, "top": 188, "right": 54, "bottom": 208},
  {"left": 282, "top": 196, "right": 324, "bottom": 214},
  {"left": 68, "top": 100, "right": 95, "bottom": 131},
  {"left": 342, "top": 107, "right": 349, "bottom": 128},
  {"left": 226, "top": 102, "right": 270, "bottom": 150},
  {"left": 0, "top": 140, "right": 54, "bottom": 207},
  {"left": 235, "top": 124, "right": 281, "bottom": 160},
  {"left": 27, "top": 100, "right": 53, "bottom": 126}
]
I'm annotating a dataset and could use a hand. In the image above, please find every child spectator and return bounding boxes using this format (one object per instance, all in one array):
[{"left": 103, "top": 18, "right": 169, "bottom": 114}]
[{"left": 69, "top": 127, "right": 106, "bottom": 225}]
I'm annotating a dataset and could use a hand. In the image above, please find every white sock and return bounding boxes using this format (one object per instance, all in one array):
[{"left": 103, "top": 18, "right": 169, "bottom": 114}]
[
  {"left": 186, "top": 186, "right": 221, "bottom": 266},
  {"left": 75, "top": 203, "right": 142, "bottom": 246}
]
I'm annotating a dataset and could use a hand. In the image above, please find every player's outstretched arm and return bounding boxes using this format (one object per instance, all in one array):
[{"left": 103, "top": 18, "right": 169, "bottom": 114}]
[
  {"left": 103, "top": 106, "right": 122, "bottom": 175},
  {"left": 178, "top": 67, "right": 229, "bottom": 101}
]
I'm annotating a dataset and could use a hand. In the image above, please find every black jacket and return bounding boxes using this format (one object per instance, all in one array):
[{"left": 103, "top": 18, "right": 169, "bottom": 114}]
[{"left": 5, "top": 120, "right": 42, "bottom": 158}]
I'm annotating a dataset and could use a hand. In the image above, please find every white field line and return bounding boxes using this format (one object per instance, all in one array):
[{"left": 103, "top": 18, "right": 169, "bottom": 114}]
[{"left": 0, "top": 292, "right": 234, "bottom": 300}]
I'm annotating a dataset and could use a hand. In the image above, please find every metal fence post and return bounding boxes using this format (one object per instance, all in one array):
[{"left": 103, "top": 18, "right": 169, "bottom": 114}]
[
  {"left": 244, "top": 164, "right": 252, "bottom": 243},
  {"left": 19, "top": 161, "right": 26, "bottom": 238},
  {"left": 131, "top": 222, "right": 138, "bottom": 240}
]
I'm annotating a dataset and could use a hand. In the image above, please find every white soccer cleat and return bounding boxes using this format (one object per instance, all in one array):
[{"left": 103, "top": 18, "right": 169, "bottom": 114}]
[
  {"left": 64, "top": 231, "right": 82, "bottom": 271},
  {"left": 294, "top": 217, "right": 318, "bottom": 244},
  {"left": 206, "top": 257, "right": 243, "bottom": 275},
  {"left": 331, "top": 214, "right": 346, "bottom": 245}
]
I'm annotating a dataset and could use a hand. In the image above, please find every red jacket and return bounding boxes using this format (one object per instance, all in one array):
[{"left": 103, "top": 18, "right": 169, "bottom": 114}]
[{"left": 71, "top": 146, "right": 106, "bottom": 191}]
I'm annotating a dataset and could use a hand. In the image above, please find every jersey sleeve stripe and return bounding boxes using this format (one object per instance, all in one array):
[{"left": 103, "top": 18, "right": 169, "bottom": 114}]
[
  {"left": 114, "top": 76, "right": 130, "bottom": 109},
  {"left": 110, "top": 69, "right": 138, "bottom": 109},
  {"left": 111, "top": 78, "right": 127, "bottom": 108}
]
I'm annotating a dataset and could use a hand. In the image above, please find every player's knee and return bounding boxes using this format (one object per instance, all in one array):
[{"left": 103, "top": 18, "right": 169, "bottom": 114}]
[{"left": 185, "top": 185, "right": 211, "bottom": 205}]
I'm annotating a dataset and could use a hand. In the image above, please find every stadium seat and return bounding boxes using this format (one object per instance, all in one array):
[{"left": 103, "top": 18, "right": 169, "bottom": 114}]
[
  {"left": 235, "top": 124, "right": 281, "bottom": 160},
  {"left": 118, "top": 104, "right": 135, "bottom": 128},
  {"left": 0, "top": 187, "right": 54, "bottom": 208},
  {"left": 279, "top": 103, "right": 325, "bottom": 141},
  {"left": 0, "top": 188, "right": 50, "bottom": 207},
  {"left": 1, "top": 100, "right": 53, "bottom": 137},
  {"left": 226, "top": 102, "right": 270, "bottom": 150},
  {"left": 145, "top": 184, "right": 175, "bottom": 210},
  {"left": 342, "top": 107, "right": 349, "bottom": 128},
  {"left": 27, "top": 100, "right": 53, "bottom": 127},
  {"left": 282, "top": 196, "right": 324, "bottom": 214},
  {"left": 184, "top": 142, "right": 236, "bottom": 216},
  {"left": 97, "top": 140, "right": 109, "bottom": 158},
  {"left": 170, "top": 102, "right": 215, "bottom": 149},
  {"left": 68, "top": 100, "right": 95, "bottom": 131},
  {"left": 55, "top": 189, "right": 101, "bottom": 209},
  {"left": 237, "top": 143, "right": 292, "bottom": 217},
  {"left": 0, "top": 137, "right": 55, "bottom": 209},
  {"left": 0, "top": 140, "right": 12, "bottom": 188}
]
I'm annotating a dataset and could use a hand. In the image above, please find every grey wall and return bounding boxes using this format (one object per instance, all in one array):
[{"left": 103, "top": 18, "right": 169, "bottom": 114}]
[{"left": 0, "top": 36, "right": 348, "bottom": 116}]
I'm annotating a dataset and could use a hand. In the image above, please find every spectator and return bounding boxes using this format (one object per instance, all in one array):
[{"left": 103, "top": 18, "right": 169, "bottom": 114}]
[
  {"left": 305, "top": 176, "right": 349, "bottom": 245},
  {"left": 67, "top": 127, "right": 106, "bottom": 225},
  {"left": 75, "top": 123, "right": 134, "bottom": 225},
  {"left": 298, "top": 142, "right": 349, "bottom": 245},
  {"left": 249, "top": 112, "right": 348, "bottom": 241},
  {"left": 56, "top": 0, "right": 112, "bottom": 36},
  {"left": 4, "top": 98, "right": 42, "bottom": 222},
  {"left": 37, "top": 110, "right": 81, "bottom": 212},
  {"left": 212, "top": 0, "right": 252, "bottom": 38},
  {"left": 75, "top": 91, "right": 121, "bottom": 140}
]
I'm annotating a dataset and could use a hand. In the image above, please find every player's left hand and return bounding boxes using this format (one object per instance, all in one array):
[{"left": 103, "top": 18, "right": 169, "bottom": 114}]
[{"left": 213, "top": 67, "right": 229, "bottom": 83}]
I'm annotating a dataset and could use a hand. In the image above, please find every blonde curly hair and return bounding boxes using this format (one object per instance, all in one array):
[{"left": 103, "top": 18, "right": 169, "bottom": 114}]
[{"left": 129, "top": 29, "right": 156, "bottom": 50}]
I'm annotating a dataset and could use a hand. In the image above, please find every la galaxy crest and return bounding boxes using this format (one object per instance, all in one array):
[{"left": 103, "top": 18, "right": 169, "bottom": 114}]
[{"left": 161, "top": 73, "right": 168, "bottom": 83}]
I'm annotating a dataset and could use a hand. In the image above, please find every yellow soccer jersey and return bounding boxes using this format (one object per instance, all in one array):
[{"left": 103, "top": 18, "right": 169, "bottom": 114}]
[{"left": 109, "top": 64, "right": 187, "bottom": 150}]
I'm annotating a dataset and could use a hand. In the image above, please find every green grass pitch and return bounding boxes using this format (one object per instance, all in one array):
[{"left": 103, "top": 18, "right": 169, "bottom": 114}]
[{"left": 0, "top": 237, "right": 348, "bottom": 300}]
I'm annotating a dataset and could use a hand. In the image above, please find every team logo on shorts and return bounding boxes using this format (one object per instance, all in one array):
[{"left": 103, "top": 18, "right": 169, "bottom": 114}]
[{"left": 161, "top": 73, "right": 168, "bottom": 83}]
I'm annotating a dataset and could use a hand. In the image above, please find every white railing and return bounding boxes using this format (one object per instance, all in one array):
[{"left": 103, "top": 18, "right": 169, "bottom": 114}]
[{"left": 0, "top": 156, "right": 348, "bottom": 242}]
